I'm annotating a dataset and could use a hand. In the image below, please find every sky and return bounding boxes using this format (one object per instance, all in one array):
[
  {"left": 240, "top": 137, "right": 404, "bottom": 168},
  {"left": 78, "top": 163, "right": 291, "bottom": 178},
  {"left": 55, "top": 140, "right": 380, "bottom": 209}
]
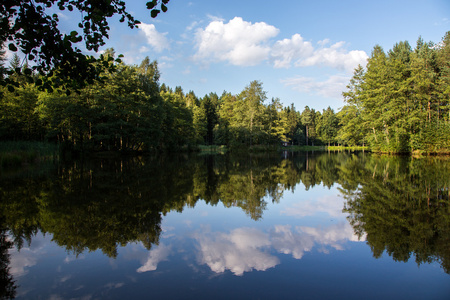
[{"left": 12, "top": 0, "right": 450, "bottom": 111}]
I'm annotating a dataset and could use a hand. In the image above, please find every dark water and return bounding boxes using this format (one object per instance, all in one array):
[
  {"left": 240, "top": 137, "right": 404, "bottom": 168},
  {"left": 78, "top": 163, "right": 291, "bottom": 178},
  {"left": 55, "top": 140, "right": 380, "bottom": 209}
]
[{"left": 1, "top": 152, "right": 449, "bottom": 299}]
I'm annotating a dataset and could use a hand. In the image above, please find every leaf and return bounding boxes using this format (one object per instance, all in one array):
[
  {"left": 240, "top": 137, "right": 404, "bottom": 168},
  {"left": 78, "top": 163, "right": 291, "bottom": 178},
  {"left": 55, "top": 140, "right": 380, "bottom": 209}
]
[
  {"left": 7, "top": 85, "right": 15, "bottom": 92},
  {"left": 151, "top": 9, "right": 160, "bottom": 18},
  {"left": 161, "top": 4, "right": 167, "bottom": 12},
  {"left": 8, "top": 43, "right": 17, "bottom": 52},
  {"left": 146, "top": 1, "right": 157, "bottom": 9}
]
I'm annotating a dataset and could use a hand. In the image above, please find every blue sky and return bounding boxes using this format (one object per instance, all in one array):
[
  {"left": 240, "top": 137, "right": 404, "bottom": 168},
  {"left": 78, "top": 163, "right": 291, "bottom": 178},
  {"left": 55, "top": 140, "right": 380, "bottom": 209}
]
[{"left": 19, "top": 0, "right": 450, "bottom": 111}]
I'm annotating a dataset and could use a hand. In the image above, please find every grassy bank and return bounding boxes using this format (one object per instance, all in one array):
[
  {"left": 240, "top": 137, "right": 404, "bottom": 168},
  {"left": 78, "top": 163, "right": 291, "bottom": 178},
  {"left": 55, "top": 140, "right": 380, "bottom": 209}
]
[
  {"left": 283, "top": 145, "right": 326, "bottom": 151},
  {"left": 198, "top": 145, "right": 228, "bottom": 154},
  {"left": 0, "top": 141, "right": 59, "bottom": 168},
  {"left": 327, "top": 146, "right": 370, "bottom": 152}
]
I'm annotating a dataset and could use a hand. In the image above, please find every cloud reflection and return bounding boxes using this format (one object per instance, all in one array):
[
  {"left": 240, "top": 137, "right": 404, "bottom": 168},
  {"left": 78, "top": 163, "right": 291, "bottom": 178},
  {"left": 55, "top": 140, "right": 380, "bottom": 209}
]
[
  {"left": 194, "top": 228, "right": 279, "bottom": 276},
  {"left": 194, "top": 223, "right": 364, "bottom": 274},
  {"left": 8, "top": 233, "right": 49, "bottom": 277},
  {"left": 136, "top": 243, "right": 171, "bottom": 273},
  {"left": 281, "top": 194, "right": 347, "bottom": 218}
]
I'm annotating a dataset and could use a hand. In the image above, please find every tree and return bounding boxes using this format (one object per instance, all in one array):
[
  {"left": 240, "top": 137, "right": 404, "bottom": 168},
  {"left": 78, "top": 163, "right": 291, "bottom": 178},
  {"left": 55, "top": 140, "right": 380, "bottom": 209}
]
[
  {"left": 318, "top": 107, "right": 339, "bottom": 146},
  {"left": 284, "top": 104, "right": 301, "bottom": 145},
  {"left": 0, "top": 0, "right": 170, "bottom": 90},
  {"left": 201, "top": 94, "right": 219, "bottom": 145},
  {"left": 301, "top": 106, "right": 316, "bottom": 146},
  {"left": 266, "top": 97, "right": 287, "bottom": 143},
  {"left": 229, "top": 80, "right": 268, "bottom": 146},
  {"left": 338, "top": 65, "right": 366, "bottom": 146}
]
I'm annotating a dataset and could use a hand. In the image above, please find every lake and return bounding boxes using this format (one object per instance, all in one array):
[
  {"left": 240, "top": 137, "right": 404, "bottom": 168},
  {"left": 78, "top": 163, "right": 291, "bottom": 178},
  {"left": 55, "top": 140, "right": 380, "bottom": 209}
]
[{"left": 1, "top": 151, "right": 449, "bottom": 299}]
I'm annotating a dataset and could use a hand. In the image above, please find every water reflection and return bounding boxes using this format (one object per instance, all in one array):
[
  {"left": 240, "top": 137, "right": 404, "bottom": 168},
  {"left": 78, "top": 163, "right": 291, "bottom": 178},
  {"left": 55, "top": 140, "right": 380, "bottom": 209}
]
[
  {"left": 192, "top": 222, "right": 361, "bottom": 276},
  {"left": 1, "top": 152, "right": 450, "bottom": 298}
]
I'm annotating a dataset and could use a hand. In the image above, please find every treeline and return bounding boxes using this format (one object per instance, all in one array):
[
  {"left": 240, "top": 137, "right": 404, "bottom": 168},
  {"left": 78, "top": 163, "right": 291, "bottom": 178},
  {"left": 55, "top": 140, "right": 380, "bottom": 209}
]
[
  {"left": 0, "top": 49, "right": 341, "bottom": 152},
  {"left": 338, "top": 32, "right": 450, "bottom": 153},
  {"left": 1, "top": 32, "right": 450, "bottom": 153}
]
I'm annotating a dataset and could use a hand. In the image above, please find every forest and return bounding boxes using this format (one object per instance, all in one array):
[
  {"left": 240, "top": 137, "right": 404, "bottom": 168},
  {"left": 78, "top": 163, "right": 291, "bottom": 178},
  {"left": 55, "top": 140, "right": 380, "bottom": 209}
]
[{"left": 0, "top": 32, "right": 449, "bottom": 154}]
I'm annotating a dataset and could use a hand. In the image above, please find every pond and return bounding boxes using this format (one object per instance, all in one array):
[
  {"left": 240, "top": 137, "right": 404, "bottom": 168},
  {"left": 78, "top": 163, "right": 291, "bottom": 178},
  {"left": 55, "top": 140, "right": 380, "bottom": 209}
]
[{"left": 1, "top": 151, "right": 449, "bottom": 299}]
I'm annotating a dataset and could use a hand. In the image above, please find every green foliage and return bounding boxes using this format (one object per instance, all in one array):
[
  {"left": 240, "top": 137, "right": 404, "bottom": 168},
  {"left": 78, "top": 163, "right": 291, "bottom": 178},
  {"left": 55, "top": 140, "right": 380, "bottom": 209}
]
[
  {"left": 338, "top": 32, "right": 450, "bottom": 153},
  {"left": 0, "top": 141, "right": 59, "bottom": 168},
  {"left": 0, "top": 0, "right": 169, "bottom": 91}
]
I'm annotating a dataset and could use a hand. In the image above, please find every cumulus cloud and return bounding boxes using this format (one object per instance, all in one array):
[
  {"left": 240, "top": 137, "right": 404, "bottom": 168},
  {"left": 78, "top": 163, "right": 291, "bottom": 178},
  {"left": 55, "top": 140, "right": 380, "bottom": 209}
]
[
  {"left": 193, "top": 16, "right": 367, "bottom": 72},
  {"left": 297, "top": 41, "right": 368, "bottom": 72},
  {"left": 195, "top": 227, "right": 279, "bottom": 276},
  {"left": 270, "top": 34, "right": 314, "bottom": 68},
  {"left": 193, "top": 17, "right": 279, "bottom": 66},
  {"left": 139, "top": 23, "right": 170, "bottom": 53},
  {"left": 281, "top": 75, "right": 350, "bottom": 99},
  {"left": 271, "top": 36, "right": 368, "bottom": 72},
  {"left": 136, "top": 243, "right": 171, "bottom": 273}
]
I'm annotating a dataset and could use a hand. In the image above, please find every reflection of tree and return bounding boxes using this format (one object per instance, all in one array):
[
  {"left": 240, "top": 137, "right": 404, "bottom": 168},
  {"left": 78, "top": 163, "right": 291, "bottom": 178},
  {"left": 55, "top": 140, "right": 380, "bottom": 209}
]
[
  {"left": 2, "top": 151, "right": 448, "bottom": 274},
  {"left": 0, "top": 216, "right": 17, "bottom": 299},
  {"left": 341, "top": 155, "right": 450, "bottom": 273},
  {"left": 0, "top": 153, "right": 315, "bottom": 256}
]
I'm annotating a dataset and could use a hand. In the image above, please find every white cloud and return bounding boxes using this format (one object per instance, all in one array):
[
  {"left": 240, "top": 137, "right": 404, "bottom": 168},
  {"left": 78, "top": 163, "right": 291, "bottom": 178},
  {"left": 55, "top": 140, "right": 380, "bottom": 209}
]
[
  {"left": 297, "top": 41, "right": 368, "bottom": 72},
  {"left": 193, "top": 17, "right": 367, "bottom": 73},
  {"left": 139, "top": 23, "right": 170, "bottom": 53},
  {"left": 57, "top": 12, "right": 70, "bottom": 21},
  {"left": 271, "top": 36, "right": 367, "bottom": 72},
  {"left": 139, "top": 46, "right": 150, "bottom": 53},
  {"left": 271, "top": 34, "right": 314, "bottom": 68},
  {"left": 195, "top": 227, "right": 279, "bottom": 276},
  {"left": 186, "top": 21, "right": 200, "bottom": 32},
  {"left": 194, "top": 17, "right": 279, "bottom": 66},
  {"left": 136, "top": 243, "right": 171, "bottom": 273},
  {"left": 281, "top": 75, "right": 350, "bottom": 99}
]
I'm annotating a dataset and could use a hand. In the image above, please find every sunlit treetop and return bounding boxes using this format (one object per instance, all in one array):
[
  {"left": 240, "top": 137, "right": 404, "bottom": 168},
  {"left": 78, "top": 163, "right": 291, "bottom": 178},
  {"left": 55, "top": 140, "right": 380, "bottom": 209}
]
[{"left": 0, "top": 0, "right": 169, "bottom": 91}]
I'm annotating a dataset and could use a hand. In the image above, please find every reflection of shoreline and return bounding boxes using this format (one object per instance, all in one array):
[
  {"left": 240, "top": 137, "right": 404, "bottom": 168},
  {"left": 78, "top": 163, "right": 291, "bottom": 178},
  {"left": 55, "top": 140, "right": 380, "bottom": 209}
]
[{"left": 133, "top": 222, "right": 364, "bottom": 276}]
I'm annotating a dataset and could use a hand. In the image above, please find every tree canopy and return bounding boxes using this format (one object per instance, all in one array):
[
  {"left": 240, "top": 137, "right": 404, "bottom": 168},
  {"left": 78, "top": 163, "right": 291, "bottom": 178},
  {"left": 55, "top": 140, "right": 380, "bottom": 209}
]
[{"left": 0, "top": 0, "right": 170, "bottom": 91}]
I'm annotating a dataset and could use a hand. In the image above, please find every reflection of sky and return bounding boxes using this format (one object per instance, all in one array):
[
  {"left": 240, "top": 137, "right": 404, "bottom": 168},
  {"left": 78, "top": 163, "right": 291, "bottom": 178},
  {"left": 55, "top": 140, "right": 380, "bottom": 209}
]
[
  {"left": 136, "top": 243, "right": 172, "bottom": 273},
  {"left": 7, "top": 184, "right": 447, "bottom": 300},
  {"left": 194, "top": 227, "right": 278, "bottom": 276},
  {"left": 9, "top": 233, "right": 51, "bottom": 278},
  {"left": 281, "top": 194, "right": 346, "bottom": 218},
  {"left": 8, "top": 185, "right": 364, "bottom": 282},
  {"left": 130, "top": 220, "right": 363, "bottom": 276}
]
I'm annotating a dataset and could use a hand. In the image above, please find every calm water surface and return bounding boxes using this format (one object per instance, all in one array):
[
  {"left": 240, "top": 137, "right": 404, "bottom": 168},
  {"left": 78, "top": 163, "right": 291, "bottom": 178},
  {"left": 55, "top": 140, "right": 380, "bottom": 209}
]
[{"left": 1, "top": 152, "right": 449, "bottom": 299}]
